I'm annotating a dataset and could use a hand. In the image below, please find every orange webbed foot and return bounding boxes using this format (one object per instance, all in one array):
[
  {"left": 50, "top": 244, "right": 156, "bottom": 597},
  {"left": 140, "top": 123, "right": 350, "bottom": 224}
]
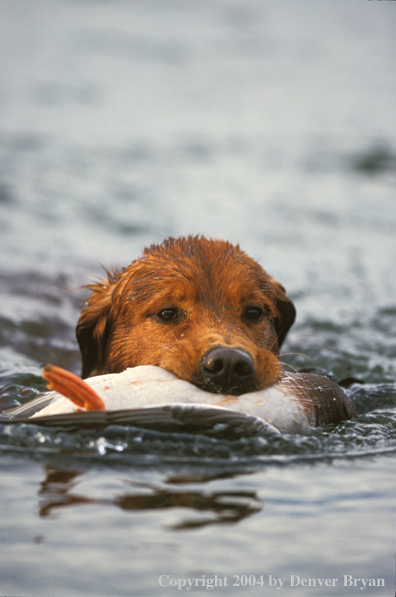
[{"left": 42, "top": 365, "right": 106, "bottom": 411}]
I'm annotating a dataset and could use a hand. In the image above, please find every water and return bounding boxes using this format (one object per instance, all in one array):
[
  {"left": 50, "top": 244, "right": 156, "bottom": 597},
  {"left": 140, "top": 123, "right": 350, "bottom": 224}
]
[{"left": 0, "top": 1, "right": 395, "bottom": 595}]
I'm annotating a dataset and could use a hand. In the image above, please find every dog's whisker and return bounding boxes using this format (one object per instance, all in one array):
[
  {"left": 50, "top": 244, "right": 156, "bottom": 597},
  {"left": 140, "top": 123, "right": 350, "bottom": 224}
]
[
  {"left": 279, "top": 352, "right": 317, "bottom": 368},
  {"left": 279, "top": 371, "right": 310, "bottom": 394},
  {"left": 279, "top": 361, "right": 299, "bottom": 374},
  {"left": 161, "top": 345, "right": 178, "bottom": 357}
]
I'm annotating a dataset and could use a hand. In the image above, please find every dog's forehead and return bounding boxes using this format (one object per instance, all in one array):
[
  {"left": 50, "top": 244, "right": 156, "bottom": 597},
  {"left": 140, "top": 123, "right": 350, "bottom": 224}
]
[
  {"left": 121, "top": 242, "right": 275, "bottom": 306},
  {"left": 141, "top": 240, "right": 266, "bottom": 277}
]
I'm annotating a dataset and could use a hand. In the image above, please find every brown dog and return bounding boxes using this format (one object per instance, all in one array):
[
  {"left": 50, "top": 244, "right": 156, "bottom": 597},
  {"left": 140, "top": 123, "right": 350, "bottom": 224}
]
[{"left": 76, "top": 236, "right": 296, "bottom": 395}]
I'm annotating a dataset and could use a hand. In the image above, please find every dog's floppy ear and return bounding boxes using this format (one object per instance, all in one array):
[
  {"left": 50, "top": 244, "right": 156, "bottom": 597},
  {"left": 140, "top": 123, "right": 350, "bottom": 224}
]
[
  {"left": 76, "top": 279, "right": 115, "bottom": 378},
  {"left": 269, "top": 278, "right": 296, "bottom": 349}
]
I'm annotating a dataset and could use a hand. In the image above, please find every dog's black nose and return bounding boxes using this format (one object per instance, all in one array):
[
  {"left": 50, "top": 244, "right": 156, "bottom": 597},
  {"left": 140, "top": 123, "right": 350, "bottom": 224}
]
[{"left": 200, "top": 347, "right": 255, "bottom": 394}]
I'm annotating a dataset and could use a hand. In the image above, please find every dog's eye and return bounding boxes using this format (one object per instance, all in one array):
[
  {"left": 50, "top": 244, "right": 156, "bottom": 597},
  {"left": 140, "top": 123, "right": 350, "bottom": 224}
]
[
  {"left": 244, "top": 307, "right": 264, "bottom": 322},
  {"left": 157, "top": 308, "right": 179, "bottom": 321}
]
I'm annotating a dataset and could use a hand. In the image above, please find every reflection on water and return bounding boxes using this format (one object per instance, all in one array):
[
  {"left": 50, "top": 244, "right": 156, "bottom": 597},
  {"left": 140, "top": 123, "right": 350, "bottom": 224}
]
[{"left": 38, "top": 465, "right": 262, "bottom": 530}]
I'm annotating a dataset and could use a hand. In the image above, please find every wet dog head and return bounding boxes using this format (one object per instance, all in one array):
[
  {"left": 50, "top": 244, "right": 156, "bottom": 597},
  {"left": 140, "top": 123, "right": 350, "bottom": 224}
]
[{"left": 77, "top": 236, "right": 296, "bottom": 394}]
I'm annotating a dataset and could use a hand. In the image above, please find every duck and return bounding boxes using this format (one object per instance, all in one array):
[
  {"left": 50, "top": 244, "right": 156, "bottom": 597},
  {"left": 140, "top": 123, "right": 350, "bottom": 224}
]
[{"left": 3, "top": 364, "right": 355, "bottom": 436}]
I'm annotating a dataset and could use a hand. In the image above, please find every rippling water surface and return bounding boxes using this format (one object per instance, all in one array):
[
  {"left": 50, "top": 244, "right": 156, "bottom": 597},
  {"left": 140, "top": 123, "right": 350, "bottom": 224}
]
[{"left": 0, "top": 1, "right": 395, "bottom": 596}]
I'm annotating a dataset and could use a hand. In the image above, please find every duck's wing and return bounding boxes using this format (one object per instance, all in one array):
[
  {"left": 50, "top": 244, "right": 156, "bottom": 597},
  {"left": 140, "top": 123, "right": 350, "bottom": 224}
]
[
  {"left": 1, "top": 392, "right": 58, "bottom": 420},
  {"left": 2, "top": 403, "right": 280, "bottom": 438}
]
